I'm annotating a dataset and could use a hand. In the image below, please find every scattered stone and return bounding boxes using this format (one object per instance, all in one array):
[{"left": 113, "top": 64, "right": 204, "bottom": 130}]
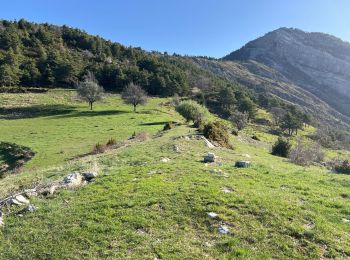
[
  {"left": 173, "top": 145, "right": 180, "bottom": 153},
  {"left": 0, "top": 211, "right": 3, "bottom": 227},
  {"left": 63, "top": 173, "right": 83, "bottom": 188},
  {"left": 24, "top": 188, "right": 38, "bottom": 197},
  {"left": 202, "top": 137, "right": 215, "bottom": 148},
  {"left": 342, "top": 218, "right": 350, "bottom": 223},
  {"left": 160, "top": 157, "right": 171, "bottom": 163},
  {"left": 204, "top": 153, "right": 216, "bottom": 163},
  {"left": 207, "top": 212, "right": 218, "bottom": 218},
  {"left": 218, "top": 225, "right": 230, "bottom": 234},
  {"left": 234, "top": 160, "right": 251, "bottom": 168},
  {"left": 82, "top": 172, "right": 98, "bottom": 182},
  {"left": 221, "top": 187, "right": 233, "bottom": 193},
  {"left": 15, "top": 195, "right": 30, "bottom": 205},
  {"left": 209, "top": 169, "right": 222, "bottom": 173},
  {"left": 26, "top": 204, "right": 38, "bottom": 213},
  {"left": 241, "top": 154, "right": 251, "bottom": 158},
  {"left": 39, "top": 185, "right": 57, "bottom": 196}
]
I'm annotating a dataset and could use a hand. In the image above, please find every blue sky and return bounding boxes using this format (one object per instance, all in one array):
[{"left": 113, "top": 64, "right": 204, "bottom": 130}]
[{"left": 1, "top": 0, "right": 350, "bottom": 57}]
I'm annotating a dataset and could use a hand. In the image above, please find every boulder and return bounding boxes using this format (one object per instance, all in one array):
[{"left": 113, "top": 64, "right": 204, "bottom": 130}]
[
  {"left": 63, "top": 173, "right": 83, "bottom": 188},
  {"left": 204, "top": 153, "right": 216, "bottom": 163},
  {"left": 235, "top": 160, "right": 251, "bottom": 168},
  {"left": 82, "top": 172, "right": 98, "bottom": 182}
]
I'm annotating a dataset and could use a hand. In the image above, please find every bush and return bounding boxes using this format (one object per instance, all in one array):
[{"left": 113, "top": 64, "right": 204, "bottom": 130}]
[
  {"left": 106, "top": 138, "right": 117, "bottom": 146},
  {"left": 92, "top": 143, "right": 106, "bottom": 154},
  {"left": 334, "top": 160, "right": 350, "bottom": 174},
  {"left": 203, "top": 121, "right": 233, "bottom": 149},
  {"left": 232, "top": 129, "right": 239, "bottom": 136},
  {"left": 288, "top": 141, "right": 324, "bottom": 166},
  {"left": 271, "top": 137, "right": 291, "bottom": 157},
  {"left": 163, "top": 122, "right": 173, "bottom": 131},
  {"left": 175, "top": 100, "right": 209, "bottom": 126}
]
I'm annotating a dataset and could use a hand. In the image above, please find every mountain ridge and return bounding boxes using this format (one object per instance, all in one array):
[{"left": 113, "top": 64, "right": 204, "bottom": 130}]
[{"left": 222, "top": 27, "right": 350, "bottom": 120}]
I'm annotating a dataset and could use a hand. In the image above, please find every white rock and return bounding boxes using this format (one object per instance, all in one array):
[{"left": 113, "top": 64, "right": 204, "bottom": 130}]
[
  {"left": 0, "top": 212, "right": 4, "bottom": 227},
  {"left": 342, "top": 218, "right": 350, "bottom": 223},
  {"left": 202, "top": 137, "right": 215, "bottom": 148},
  {"left": 221, "top": 187, "right": 232, "bottom": 193},
  {"left": 24, "top": 188, "right": 38, "bottom": 197},
  {"left": 63, "top": 173, "right": 83, "bottom": 188},
  {"left": 218, "top": 225, "right": 230, "bottom": 234},
  {"left": 160, "top": 158, "right": 170, "bottom": 163},
  {"left": 15, "top": 195, "right": 30, "bottom": 205},
  {"left": 207, "top": 212, "right": 218, "bottom": 218}
]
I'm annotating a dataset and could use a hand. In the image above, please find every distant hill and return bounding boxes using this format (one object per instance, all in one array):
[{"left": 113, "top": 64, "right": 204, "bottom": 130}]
[
  {"left": 223, "top": 28, "right": 350, "bottom": 121},
  {"left": 191, "top": 28, "right": 350, "bottom": 129}
]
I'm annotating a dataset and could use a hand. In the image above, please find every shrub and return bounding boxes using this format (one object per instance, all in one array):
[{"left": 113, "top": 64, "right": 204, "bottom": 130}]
[
  {"left": 163, "top": 122, "right": 173, "bottom": 131},
  {"left": 231, "top": 129, "right": 239, "bottom": 136},
  {"left": 289, "top": 141, "right": 324, "bottom": 166},
  {"left": 271, "top": 137, "right": 291, "bottom": 157},
  {"left": 203, "top": 121, "right": 233, "bottom": 149},
  {"left": 106, "top": 138, "right": 117, "bottom": 146},
  {"left": 92, "top": 143, "right": 106, "bottom": 154},
  {"left": 175, "top": 100, "right": 209, "bottom": 126},
  {"left": 334, "top": 160, "right": 350, "bottom": 174}
]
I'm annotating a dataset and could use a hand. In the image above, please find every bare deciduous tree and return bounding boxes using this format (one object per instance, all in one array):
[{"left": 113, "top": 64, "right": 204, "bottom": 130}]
[
  {"left": 76, "top": 72, "right": 104, "bottom": 110},
  {"left": 229, "top": 111, "right": 249, "bottom": 130},
  {"left": 121, "top": 83, "right": 148, "bottom": 112}
]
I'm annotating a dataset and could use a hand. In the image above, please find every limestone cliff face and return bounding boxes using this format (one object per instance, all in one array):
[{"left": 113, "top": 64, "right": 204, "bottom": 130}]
[{"left": 223, "top": 28, "right": 350, "bottom": 117}]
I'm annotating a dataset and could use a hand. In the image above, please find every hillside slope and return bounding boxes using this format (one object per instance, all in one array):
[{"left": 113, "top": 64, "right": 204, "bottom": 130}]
[
  {"left": 0, "top": 102, "right": 350, "bottom": 258},
  {"left": 191, "top": 57, "right": 350, "bottom": 129},
  {"left": 222, "top": 28, "right": 350, "bottom": 122}
]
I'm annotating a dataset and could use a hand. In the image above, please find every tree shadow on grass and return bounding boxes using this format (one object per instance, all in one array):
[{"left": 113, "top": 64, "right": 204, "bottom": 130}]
[
  {"left": 53, "top": 110, "right": 129, "bottom": 119},
  {"left": 139, "top": 121, "right": 171, "bottom": 126},
  {"left": 0, "top": 105, "right": 76, "bottom": 120}
]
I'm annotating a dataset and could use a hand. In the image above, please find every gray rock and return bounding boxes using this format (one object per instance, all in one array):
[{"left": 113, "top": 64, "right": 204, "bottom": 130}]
[
  {"left": 235, "top": 160, "right": 251, "bottom": 168},
  {"left": 26, "top": 204, "right": 38, "bottom": 213},
  {"left": 204, "top": 153, "right": 216, "bottom": 163},
  {"left": 82, "top": 172, "right": 98, "bottom": 182},
  {"left": 63, "top": 173, "right": 83, "bottom": 188}
]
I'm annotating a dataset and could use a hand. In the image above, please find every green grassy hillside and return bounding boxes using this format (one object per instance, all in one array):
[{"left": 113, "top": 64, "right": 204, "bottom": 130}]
[{"left": 0, "top": 90, "right": 350, "bottom": 258}]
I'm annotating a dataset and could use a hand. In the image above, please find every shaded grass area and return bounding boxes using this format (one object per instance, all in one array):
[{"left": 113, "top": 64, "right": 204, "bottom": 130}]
[
  {"left": 0, "top": 142, "right": 35, "bottom": 175},
  {"left": 0, "top": 126, "right": 349, "bottom": 258}
]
